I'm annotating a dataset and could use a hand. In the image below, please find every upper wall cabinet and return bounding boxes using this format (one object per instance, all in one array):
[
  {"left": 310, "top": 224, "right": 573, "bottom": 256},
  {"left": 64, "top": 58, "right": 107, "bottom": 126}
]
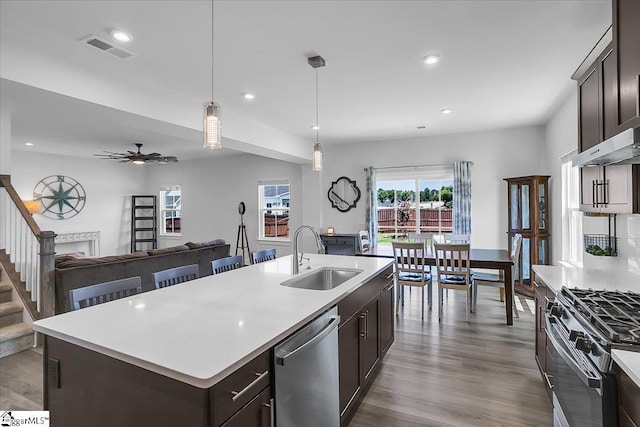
[{"left": 614, "top": 0, "right": 640, "bottom": 131}]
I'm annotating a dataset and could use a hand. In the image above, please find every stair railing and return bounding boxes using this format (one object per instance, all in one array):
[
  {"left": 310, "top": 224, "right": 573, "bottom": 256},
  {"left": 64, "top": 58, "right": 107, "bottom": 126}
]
[{"left": 0, "top": 175, "right": 56, "bottom": 319}]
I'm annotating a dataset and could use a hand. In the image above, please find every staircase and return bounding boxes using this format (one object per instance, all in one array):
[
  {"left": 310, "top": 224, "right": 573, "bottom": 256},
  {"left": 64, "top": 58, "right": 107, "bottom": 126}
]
[{"left": 0, "top": 266, "right": 34, "bottom": 358}]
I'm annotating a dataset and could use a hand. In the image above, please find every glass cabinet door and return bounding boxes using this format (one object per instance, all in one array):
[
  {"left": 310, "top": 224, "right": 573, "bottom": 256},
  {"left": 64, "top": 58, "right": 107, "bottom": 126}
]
[
  {"left": 521, "top": 184, "right": 530, "bottom": 230},
  {"left": 538, "top": 182, "right": 547, "bottom": 232},
  {"left": 510, "top": 184, "right": 520, "bottom": 229}
]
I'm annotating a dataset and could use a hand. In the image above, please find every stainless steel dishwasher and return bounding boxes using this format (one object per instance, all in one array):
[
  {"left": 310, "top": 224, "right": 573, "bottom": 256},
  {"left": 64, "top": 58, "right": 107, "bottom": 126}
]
[{"left": 274, "top": 306, "right": 340, "bottom": 427}]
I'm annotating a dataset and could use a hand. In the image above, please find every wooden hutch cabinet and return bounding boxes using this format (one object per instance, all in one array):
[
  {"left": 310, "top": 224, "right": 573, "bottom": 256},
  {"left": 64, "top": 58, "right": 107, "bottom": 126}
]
[{"left": 505, "top": 176, "right": 550, "bottom": 296}]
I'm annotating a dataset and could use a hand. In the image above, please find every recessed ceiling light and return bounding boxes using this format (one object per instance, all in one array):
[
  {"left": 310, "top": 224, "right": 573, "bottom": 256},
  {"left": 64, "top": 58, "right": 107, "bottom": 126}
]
[
  {"left": 241, "top": 92, "right": 255, "bottom": 100},
  {"left": 423, "top": 54, "right": 440, "bottom": 65},
  {"left": 310, "top": 124, "right": 320, "bottom": 130},
  {"left": 25, "top": 142, "right": 34, "bottom": 146},
  {"left": 416, "top": 125, "right": 427, "bottom": 130},
  {"left": 110, "top": 29, "right": 132, "bottom": 43},
  {"left": 441, "top": 108, "right": 452, "bottom": 114}
]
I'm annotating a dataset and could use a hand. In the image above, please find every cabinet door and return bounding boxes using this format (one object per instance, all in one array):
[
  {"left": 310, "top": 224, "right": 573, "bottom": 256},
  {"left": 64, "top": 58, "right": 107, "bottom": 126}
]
[
  {"left": 338, "top": 314, "right": 361, "bottom": 416},
  {"left": 379, "top": 279, "right": 394, "bottom": 356},
  {"left": 361, "top": 296, "right": 380, "bottom": 383},
  {"left": 220, "top": 387, "right": 272, "bottom": 427},
  {"left": 579, "top": 67, "right": 601, "bottom": 152},
  {"left": 534, "top": 283, "right": 546, "bottom": 374},
  {"left": 602, "top": 165, "right": 633, "bottom": 213},
  {"left": 580, "top": 166, "right": 601, "bottom": 212},
  {"left": 601, "top": 48, "right": 618, "bottom": 140},
  {"left": 614, "top": 0, "right": 640, "bottom": 131}
]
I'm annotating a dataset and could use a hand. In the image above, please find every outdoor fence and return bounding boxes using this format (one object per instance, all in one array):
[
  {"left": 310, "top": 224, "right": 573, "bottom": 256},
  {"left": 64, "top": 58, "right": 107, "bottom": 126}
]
[
  {"left": 377, "top": 207, "right": 452, "bottom": 232},
  {"left": 264, "top": 214, "right": 289, "bottom": 237}
]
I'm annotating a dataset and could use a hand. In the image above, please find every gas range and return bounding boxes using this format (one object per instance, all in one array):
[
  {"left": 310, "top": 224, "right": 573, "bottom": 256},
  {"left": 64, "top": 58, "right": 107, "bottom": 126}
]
[{"left": 548, "top": 287, "right": 640, "bottom": 373}]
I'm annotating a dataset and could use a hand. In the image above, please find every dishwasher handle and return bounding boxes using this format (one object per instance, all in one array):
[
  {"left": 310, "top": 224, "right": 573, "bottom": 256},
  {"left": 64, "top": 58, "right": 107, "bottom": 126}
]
[{"left": 276, "top": 315, "right": 340, "bottom": 366}]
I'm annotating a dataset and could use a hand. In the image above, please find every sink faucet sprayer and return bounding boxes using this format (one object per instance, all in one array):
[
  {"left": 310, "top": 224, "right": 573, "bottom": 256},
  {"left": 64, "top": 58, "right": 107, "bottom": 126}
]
[{"left": 292, "top": 225, "right": 325, "bottom": 274}]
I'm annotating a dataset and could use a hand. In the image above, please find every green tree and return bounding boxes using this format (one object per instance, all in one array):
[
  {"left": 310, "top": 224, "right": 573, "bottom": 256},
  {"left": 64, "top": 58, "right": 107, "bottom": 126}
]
[{"left": 441, "top": 185, "right": 453, "bottom": 208}]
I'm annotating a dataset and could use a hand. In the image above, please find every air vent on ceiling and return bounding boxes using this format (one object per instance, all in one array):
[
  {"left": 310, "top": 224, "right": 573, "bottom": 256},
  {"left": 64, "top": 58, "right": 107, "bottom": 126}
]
[{"left": 80, "top": 34, "right": 135, "bottom": 59}]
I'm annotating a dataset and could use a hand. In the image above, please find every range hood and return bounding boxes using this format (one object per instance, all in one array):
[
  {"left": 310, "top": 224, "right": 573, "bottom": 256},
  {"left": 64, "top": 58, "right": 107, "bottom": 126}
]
[{"left": 573, "top": 127, "right": 640, "bottom": 167}]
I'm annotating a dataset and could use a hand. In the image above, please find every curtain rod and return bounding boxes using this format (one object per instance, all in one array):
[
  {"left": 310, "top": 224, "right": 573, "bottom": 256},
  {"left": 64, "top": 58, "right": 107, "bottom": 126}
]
[{"left": 364, "top": 162, "right": 473, "bottom": 172}]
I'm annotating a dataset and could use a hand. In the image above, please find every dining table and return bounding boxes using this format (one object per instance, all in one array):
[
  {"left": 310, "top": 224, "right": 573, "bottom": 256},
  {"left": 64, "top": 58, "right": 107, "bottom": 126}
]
[{"left": 358, "top": 245, "right": 516, "bottom": 325}]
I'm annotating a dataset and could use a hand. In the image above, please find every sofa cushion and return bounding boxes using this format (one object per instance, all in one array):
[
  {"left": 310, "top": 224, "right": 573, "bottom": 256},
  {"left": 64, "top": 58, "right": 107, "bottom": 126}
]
[
  {"left": 147, "top": 245, "right": 190, "bottom": 256},
  {"left": 56, "top": 251, "right": 148, "bottom": 268},
  {"left": 186, "top": 239, "right": 226, "bottom": 249}
]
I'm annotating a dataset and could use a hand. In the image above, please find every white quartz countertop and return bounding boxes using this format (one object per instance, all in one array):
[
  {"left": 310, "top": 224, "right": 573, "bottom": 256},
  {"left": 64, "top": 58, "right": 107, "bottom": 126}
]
[
  {"left": 531, "top": 264, "right": 640, "bottom": 294},
  {"left": 532, "top": 264, "right": 640, "bottom": 387},
  {"left": 33, "top": 254, "right": 392, "bottom": 389},
  {"left": 612, "top": 350, "right": 640, "bottom": 389}
]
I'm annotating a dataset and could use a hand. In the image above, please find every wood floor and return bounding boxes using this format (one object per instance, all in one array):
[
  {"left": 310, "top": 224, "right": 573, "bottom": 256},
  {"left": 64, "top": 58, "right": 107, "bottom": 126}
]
[
  {"left": 0, "top": 286, "right": 552, "bottom": 426},
  {"left": 348, "top": 285, "right": 552, "bottom": 427}
]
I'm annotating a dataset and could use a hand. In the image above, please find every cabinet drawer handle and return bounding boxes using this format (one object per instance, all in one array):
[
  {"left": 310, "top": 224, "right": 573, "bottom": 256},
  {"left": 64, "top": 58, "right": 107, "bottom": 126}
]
[
  {"left": 544, "top": 372, "right": 554, "bottom": 390},
  {"left": 364, "top": 310, "right": 369, "bottom": 339},
  {"left": 385, "top": 272, "right": 394, "bottom": 280},
  {"left": 359, "top": 313, "right": 366, "bottom": 337},
  {"left": 603, "top": 180, "right": 609, "bottom": 206},
  {"left": 263, "top": 398, "right": 275, "bottom": 427},
  {"left": 384, "top": 283, "right": 394, "bottom": 291},
  {"left": 231, "top": 370, "right": 269, "bottom": 402},
  {"left": 592, "top": 180, "right": 597, "bottom": 208}
]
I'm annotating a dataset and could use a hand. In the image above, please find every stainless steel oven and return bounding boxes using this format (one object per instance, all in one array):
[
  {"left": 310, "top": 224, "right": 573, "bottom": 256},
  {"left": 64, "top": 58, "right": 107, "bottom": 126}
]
[
  {"left": 546, "top": 315, "right": 616, "bottom": 427},
  {"left": 545, "top": 288, "right": 640, "bottom": 427}
]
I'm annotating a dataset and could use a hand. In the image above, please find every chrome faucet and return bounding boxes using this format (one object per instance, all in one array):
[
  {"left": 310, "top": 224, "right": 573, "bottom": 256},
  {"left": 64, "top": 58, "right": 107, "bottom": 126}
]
[{"left": 292, "top": 225, "right": 326, "bottom": 274}]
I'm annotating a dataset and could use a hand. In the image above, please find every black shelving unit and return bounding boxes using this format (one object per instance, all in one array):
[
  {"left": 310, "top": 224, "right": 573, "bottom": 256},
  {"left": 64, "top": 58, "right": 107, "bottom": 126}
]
[{"left": 131, "top": 195, "right": 157, "bottom": 252}]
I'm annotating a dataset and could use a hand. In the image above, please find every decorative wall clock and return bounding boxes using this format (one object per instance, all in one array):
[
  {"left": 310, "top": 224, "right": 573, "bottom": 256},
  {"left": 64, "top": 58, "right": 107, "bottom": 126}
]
[
  {"left": 328, "top": 176, "right": 361, "bottom": 212},
  {"left": 33, "top": 175, "right": 86, "bottom": 220}
]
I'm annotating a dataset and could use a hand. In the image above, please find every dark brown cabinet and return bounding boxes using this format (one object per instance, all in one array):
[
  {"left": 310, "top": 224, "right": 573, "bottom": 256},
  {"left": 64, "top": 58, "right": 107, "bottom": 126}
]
[
  {"left": 616, "top": 363, "right": 640, "bottom": 427},
  {"left": 533, "top": 274, "right": 554, "bottom": 399},
  {"left": 505, "top": 176, "right": 550, "bottom": 295},
  {"left": 337, "top": 266, "right": 393, "bottom": 424},
  {"left": 613, "top": 0, "right": 640, "bottom": 131}
]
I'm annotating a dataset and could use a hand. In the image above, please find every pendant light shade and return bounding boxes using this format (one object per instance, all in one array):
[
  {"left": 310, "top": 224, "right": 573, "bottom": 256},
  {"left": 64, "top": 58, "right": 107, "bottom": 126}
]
[
  {"left": 312, "top": 142, "right": 323, "bottom": 171},
  {"left": 203, "top": 102, "right": 221, "bottom": 149},
  {"left": 308, "top": 55, "right": 326, "bottom": 171},
  {"left": 203, "top": 0, "right": 222, "bottom": 149}
]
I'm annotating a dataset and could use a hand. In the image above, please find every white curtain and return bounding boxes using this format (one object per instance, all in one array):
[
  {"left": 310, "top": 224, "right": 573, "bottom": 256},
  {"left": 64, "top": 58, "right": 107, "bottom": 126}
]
[
  {"left": 453, "top": 161, "right": 472, "bottom": 235},
  {"left": 365, "top": 167, "right": 378, "bottom": 248}
]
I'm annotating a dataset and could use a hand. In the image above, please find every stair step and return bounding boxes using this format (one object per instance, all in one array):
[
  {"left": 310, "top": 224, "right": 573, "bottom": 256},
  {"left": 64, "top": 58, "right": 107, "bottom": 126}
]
[
  {"left": 0, "top": 282, "right": 11, "bottom": 303},
  {"left": 0, "top": 301, "right": 24, "bottom": 328},
  {"left": 0, "top": 323, "right": 34, "bottom": 358}
]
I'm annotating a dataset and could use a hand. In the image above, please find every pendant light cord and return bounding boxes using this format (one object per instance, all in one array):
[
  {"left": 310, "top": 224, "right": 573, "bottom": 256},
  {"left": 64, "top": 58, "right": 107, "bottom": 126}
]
[
  {"left": 315, "top": 68, "right": 319, "bottom": 143},
  {"left": 211, "top": 0, "right": 215, "bottom": 101}
]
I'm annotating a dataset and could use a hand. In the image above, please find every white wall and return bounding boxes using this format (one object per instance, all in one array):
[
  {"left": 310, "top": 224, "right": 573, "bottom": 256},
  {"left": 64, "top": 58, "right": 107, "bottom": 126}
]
[
  {"left": 306, "top": 126, "right": 546, "bottom": 251},
  {"left": 144, "top": 153, "right": 303, "bottom": 257},
  {"left": 11, "top": 150, "right": 146, "bottom": 255}
]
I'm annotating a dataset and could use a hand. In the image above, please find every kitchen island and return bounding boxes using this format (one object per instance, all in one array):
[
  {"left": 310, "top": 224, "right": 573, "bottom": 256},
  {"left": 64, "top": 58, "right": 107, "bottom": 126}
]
[{"left": 33, "top": 254, "right": 393, "bottom": 427}]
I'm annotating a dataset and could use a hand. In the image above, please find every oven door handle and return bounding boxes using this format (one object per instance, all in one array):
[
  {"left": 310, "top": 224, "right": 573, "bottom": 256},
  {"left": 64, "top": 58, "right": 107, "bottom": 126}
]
[{"left": 545, "top": 316, "right": 602, "bottom": 389}]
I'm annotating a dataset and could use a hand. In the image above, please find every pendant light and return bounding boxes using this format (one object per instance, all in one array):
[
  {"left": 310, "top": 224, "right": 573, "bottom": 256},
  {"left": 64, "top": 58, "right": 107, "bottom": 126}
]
[
  {"left": 308, "top": 55, "right": 325, "bottom": 171},
  {"left": 204, "top": 0, "right": 221, "bottom": 149}
]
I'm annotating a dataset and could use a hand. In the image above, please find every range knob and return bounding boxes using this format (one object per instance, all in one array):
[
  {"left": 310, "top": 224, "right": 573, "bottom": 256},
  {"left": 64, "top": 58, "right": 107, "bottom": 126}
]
[
  {"left": 575, "top": 337, "right": 593, "bottom": 354},
  {"left": 569, "top": 330, "right": 585, "bottom": 342},
  {"left": 550, "top": 305, "right": 565, "bottom": 318}
]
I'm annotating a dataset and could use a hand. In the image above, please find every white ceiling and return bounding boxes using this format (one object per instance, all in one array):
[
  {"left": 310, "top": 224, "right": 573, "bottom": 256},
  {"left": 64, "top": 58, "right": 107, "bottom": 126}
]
[{"left": 0, "top": 0, "right": 611, "bottom": 161}]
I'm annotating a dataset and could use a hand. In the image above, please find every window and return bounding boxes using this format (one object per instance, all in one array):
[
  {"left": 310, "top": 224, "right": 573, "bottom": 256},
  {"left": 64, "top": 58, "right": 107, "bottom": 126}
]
[
  {"left": 376, "top": 167, "right": 453, "bottom": 246},
  {"left": 160, "top": 186, "right": 181, "bottom": 236},
  {"left": 258, "top": 181, "right": 290, "bottom": 241},
  {"left": 561, "top": 154, "right": 583, "bottom": 266}
]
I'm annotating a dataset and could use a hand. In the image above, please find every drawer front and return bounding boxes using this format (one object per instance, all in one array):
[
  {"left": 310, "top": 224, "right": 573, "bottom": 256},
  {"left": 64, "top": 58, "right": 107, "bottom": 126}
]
[
  {"left": 212, "top": 350, "right": 271, "bottom": 426},
  {"left": 321, "top": 237, "right": 338, "bottom": 245},
  {"left": 618, "top": 367, "right": 640, "bottom": 426},
  {"left": 221, "top": 387, "right": 273, "bottom": 427},
  {"left": 337, "top": 237, "right": 356, "bottom": 245}
]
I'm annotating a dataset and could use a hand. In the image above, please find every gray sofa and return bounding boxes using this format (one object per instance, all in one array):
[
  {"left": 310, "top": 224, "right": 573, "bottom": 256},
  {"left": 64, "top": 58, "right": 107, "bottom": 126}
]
[{"left": 54, "top": 240, "right": 230, "bottom": 313}]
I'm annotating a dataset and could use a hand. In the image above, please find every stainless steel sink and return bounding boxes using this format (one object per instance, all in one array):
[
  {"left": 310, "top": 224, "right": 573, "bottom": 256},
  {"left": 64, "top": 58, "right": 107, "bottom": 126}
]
[{"left": 281, "top": 267, "right": 363, "bottom": 290}]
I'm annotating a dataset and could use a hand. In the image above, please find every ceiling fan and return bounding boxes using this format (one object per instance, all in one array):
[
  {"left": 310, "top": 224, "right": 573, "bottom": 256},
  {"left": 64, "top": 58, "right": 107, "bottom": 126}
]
[{"left": 94, "top": 143, "right": 178, "bottom": 165}]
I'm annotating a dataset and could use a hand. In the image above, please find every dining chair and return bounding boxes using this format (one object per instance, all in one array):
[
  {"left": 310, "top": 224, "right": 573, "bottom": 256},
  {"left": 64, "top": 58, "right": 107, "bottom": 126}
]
[
  {"left": 69, "top": 276, "right": 142, "bottom": 311},
  {"left": 252, "top": 248, "right": 277, "bottom": 264},
  {"left": 392, "top": 241, "right": 432, "bottom": 320},
  {"left": 433, "top": 242, "right": 474, "bottom": 322},
  {"left": 358, "top": 230, "right": 370, "bottom": 252},
  {"left": 152, "top": 264, "right": 199, "bottom": 289},
  {"left": 407, "top": 232, "right": 435, "bottom": 245},
  {"left": 472, "top": 233, "right": 523, "bottom": 318},
  {"left": 211, "top": 255, "right": 244, "bottom": 275}
]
